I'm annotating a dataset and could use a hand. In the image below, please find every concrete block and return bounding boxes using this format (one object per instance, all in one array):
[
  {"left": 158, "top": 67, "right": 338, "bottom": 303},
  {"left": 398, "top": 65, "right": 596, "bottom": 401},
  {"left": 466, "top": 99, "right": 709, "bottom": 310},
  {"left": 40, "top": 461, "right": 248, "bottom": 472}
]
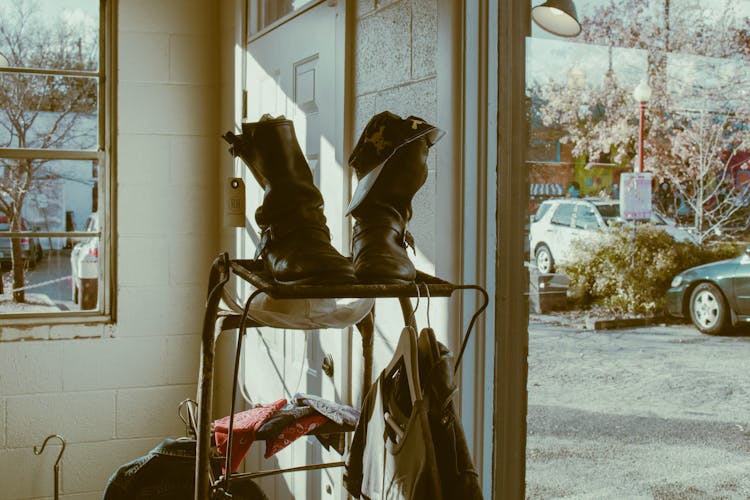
[
  {"left": 6, "top": 391, "right": 114, "bottom": 447},
  {"left": 410, "top": 171, "right": 436, "bottom": 264},
  {"left": 0, "top": 446, "right": 59, "bottom": 498},
  {"left": 168, "top": 236, "right": 216, "bottom": 285},
  {"left": 411, "top": 0, "right": 437, "bottom": 79},
  {"left": 61, "top": 492, "right": 104, "bottom": 500},
  {"left": 166, "top": 335, "right": 201, "bottom": 385},
  {"left": 49, "top": 323, "right": 105, "bottom": 341},
  {"left": 0, "top": 398, "right": 5, "bottom": 446},
  {"left": 170, "top": 135, "right": 217, "bottom": 187},
  {"left": 62, "top": 437, "right": 161, "bottom": 495},
  {"left": 165, "top": 186, "right": 218, "bottom": 236},
  {"left": 0, "top": 324, "right": 51, "bottom": 342},
  {"left": 356, "top": 2, "right": 412, "bottom": 94},
  {"left": 117, "top": 237, "right": 170, "bottom": 287},
  {"left": 118, "top": 83, "right": 218, "bottom": 136},
  {"left": 117, "top": 285, "right": 205, "bottom": 337},
  {"left": 119, "top": 0, "right": 215, "bottom": 35},
  {"left": 118, "top": 185, "right": 170, "bottom": 236},
  {"left": 118, "top": 134, "right": 171, "bottom": 186},
  {"left": 118, "top": 32, "right": 170, "bottom": 83},
  {"left": 0, "top": 342, "right": 63, "bottom": 396},
  {"left": 170, "top": 34, "right": 218, "bottom": 85},
  {"left": 357, "top": 0, "right": 376, "bottom": 17},
  {"left": 354, "top": 94, "right": 377, "bottom": 140},
  {"left": 62, "top": 338, "right": 167, "bottom": 391},
  {"left": 115, "top": 385, "right": 196, "bottom": 438},
  {"left": 56, "top": 493, "right": 102, "bottom": 500},
  {"left": 375, "top": 78, "right": 438, "bottom": 125}
]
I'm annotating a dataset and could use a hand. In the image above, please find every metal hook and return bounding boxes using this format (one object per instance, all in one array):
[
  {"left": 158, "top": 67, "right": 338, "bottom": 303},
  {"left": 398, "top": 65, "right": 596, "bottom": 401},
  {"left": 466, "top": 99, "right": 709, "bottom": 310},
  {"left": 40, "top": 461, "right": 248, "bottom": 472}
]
[
  {"left": 408, "top": 283, "right": 421, "bottom": 327},
  {"left": 422, "top": 283, "right": 432, "bottom": 329},
  {"left": 34, "top": 434, "right": 65, "bottom": 500},
  {"left": 178, "top": 398, "right": 198, "bottom": 437}
]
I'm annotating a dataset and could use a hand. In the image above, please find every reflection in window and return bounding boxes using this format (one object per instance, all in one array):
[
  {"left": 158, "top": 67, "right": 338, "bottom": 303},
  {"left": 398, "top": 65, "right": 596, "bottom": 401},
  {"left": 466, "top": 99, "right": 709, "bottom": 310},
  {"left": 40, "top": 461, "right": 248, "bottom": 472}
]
[
  {"left": 527, "top": 0, "right": 750, "bottom": 244},
  {"left": 0, "top": 0, "right": 107, "bottom": 319}
]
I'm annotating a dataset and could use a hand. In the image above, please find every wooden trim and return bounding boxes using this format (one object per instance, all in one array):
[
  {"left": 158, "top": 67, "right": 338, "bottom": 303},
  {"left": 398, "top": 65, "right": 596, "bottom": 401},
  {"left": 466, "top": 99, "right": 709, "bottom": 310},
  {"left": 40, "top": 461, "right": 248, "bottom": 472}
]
[{"left": 492, "top": 1, "right": 530, "bottom": 499}]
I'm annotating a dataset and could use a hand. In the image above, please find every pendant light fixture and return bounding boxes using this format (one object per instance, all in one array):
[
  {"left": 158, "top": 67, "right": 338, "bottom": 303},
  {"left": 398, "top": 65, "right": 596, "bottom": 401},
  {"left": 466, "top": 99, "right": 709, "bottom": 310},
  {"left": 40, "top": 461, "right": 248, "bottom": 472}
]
[{"left": 531, "top": 0, "right": 582, "bottom": 38}]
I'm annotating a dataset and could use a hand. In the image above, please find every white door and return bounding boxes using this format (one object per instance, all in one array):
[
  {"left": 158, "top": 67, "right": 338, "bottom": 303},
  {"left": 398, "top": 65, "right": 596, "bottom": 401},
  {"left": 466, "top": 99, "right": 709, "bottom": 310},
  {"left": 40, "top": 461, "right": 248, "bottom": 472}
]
[{"left": 239, "top": 2, "right": 348, "bottom": 499}]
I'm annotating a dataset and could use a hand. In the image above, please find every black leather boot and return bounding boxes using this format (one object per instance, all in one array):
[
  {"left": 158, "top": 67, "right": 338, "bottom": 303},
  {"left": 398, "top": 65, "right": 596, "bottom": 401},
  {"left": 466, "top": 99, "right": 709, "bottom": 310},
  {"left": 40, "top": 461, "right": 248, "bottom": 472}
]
[
  {"left": 348, "top": 112, "right": 444, "bottom": 284},
  {"left": 225, "top": 116, "right": 356, "bottom": 285}
]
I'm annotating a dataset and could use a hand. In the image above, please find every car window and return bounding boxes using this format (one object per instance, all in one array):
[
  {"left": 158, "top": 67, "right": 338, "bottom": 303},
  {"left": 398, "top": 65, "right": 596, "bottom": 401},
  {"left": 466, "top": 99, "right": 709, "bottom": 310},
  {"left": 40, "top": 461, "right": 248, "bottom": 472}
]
[
  {"left": 595, "top": 203, "right": 620, "bottom": 223},
  {"left": 534, "top": 202, "right": 552, "bottom": 221},
  {"left": 550, "top": 203, "right": 574, "bottom": 226},
  {"left": 575, "top": 205, "right": 600, "bottom": 229}
]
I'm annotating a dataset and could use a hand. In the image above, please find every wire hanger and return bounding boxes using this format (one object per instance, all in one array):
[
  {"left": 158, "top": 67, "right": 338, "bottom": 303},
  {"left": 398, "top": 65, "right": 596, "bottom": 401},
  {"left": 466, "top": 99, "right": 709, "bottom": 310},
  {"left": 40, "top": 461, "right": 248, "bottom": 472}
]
[{"left": 383, "top": 285, "right": 423, "bottom": 441}]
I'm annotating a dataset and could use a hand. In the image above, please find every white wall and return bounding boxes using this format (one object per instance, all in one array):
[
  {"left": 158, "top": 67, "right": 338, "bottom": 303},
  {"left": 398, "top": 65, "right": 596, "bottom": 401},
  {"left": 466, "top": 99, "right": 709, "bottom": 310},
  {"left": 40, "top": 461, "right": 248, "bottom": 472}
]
[{"left": 0, "top": 1, "right": 221, "bottom": 498}]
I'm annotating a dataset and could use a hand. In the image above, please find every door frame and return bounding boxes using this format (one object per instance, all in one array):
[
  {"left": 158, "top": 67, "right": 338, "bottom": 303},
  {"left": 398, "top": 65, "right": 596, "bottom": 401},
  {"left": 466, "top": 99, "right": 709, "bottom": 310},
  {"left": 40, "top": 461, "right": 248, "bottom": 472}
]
[{"left": 493, "top": 1, "right": 530, "bottom": 499}]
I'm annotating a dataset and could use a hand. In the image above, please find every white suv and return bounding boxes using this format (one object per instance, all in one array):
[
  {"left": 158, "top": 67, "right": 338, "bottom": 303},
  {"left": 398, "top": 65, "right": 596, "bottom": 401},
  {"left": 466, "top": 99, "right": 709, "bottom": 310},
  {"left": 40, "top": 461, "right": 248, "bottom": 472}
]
[{"left": 529, "top": 198, "right": 695, "bottom": 274}]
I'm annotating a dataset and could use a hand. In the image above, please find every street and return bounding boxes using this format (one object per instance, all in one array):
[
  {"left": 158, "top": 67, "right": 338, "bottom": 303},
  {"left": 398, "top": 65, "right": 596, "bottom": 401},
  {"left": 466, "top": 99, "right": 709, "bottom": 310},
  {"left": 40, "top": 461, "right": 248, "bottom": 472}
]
[
  {"left": 527, "top": 319, "right": 750, "bottom": 498},
  {"left": 0, "top": 249, "right": 75, "bottom": 312}
]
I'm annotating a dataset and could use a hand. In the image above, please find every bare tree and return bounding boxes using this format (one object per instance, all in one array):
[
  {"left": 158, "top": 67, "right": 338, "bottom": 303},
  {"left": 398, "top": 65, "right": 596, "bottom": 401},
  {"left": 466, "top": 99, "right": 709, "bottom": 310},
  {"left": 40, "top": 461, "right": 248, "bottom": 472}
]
[
  {"left": 0, "top": 0, "right": 97, "bottom": 301},
  {"left": 530, "top": 0, "right": 750, "bottom": 244}
]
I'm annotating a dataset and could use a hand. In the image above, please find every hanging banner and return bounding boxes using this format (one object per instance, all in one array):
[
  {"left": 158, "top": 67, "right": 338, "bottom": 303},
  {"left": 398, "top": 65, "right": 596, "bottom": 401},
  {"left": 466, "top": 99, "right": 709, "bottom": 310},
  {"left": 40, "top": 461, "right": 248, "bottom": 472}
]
[{"left": 620, "top": 172, "right": 652, "bottom": 220}]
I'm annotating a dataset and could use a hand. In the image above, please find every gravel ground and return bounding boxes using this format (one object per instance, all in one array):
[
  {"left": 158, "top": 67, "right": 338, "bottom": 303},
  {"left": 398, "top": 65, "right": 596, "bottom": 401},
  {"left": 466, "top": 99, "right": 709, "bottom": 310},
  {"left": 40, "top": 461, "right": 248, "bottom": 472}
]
[{"left": 527, "top": 317, "right": 750, "bottom": 499}]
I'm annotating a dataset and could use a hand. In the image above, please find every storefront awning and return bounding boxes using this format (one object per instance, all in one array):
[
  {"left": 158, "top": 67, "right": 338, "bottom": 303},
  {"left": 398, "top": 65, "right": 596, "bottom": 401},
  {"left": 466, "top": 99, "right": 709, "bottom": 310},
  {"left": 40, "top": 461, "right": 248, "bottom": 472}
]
[{"left": 530, "top": 183, "right": 565, "bottom": 197}]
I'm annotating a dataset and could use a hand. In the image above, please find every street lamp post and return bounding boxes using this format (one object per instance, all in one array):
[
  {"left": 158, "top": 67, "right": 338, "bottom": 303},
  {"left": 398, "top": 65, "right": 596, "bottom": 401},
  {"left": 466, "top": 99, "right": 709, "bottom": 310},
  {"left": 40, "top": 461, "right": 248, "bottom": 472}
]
[{"left": 633, "top": 80, "right": 652, "bottom": 173}]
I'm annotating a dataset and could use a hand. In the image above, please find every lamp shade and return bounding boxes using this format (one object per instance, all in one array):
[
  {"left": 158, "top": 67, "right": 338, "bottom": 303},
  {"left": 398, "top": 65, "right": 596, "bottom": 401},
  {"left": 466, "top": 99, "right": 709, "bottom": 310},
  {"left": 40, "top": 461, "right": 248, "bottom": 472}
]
[{"left": 531, "top": 0, "right": 582, "bottom": 38}]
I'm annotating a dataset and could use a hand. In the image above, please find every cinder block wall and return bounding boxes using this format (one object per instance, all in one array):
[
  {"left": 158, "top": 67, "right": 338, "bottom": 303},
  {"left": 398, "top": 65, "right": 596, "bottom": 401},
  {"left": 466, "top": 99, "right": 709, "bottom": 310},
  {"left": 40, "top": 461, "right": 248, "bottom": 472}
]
[
  {"left": 352, "top": 0, "right": 445, "bottom": 392},
  {"left": 0, "top": 1, "right": 220, "bottom": 498}
]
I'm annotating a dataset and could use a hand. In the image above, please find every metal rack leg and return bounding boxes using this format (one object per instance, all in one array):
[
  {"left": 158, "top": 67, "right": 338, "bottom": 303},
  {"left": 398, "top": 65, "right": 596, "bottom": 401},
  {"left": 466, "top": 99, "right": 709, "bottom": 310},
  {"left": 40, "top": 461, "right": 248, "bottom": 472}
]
[
  {"left": 355, "top": 310, "right": 374, "bottom": 399},
  {"left": 196, "top": 253, "right": 230, "bottom": 500}
]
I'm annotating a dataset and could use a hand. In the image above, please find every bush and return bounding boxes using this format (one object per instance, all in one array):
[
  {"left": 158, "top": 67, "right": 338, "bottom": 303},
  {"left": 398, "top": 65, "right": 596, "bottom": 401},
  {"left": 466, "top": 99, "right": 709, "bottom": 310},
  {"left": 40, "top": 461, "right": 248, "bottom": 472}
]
[{"left": 560, "top": 225, "right": 742, "bottom": 316}]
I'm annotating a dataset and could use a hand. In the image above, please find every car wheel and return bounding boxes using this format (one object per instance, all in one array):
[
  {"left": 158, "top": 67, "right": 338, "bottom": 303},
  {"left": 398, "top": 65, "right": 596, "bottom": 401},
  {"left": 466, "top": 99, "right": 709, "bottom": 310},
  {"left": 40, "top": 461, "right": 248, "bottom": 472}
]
[
  {"left": 689, "top": 282, "right": 729, "bottom": 335},
  {"left": 535, "top": 244, "right": 555, "bottom": 274}
]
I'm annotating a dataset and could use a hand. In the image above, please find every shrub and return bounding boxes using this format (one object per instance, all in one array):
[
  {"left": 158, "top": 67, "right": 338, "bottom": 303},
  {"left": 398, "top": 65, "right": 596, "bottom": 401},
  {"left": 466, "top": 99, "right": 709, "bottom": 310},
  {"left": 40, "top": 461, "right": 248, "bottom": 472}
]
[{"left": 561, "top": 225, "right": 742, "bottom": 316}]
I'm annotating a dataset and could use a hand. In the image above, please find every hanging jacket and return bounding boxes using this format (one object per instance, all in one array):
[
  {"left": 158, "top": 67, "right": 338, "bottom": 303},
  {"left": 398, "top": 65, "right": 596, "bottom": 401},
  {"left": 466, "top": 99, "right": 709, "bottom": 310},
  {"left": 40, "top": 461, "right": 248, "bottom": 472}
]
[
  {"left": 101, "top": 438, "right": 268, "bottom": 500},
  {"left": 345, "top": 328, "right": 483, "bottom": 499}
]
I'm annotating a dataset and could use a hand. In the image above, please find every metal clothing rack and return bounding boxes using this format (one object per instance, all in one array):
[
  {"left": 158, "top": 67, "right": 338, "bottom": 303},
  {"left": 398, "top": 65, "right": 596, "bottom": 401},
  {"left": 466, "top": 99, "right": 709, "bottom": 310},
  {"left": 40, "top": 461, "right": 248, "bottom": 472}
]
[{"left": 194, "top": 252, "right": 488, "bottom": 500}]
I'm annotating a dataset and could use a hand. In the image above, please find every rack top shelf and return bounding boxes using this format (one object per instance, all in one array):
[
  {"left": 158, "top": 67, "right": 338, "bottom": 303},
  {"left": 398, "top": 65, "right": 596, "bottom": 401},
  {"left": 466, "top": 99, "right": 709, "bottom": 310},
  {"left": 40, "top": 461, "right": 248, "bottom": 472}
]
[{"left": 229, "top": 259, "right": 458, "bottom": 299}]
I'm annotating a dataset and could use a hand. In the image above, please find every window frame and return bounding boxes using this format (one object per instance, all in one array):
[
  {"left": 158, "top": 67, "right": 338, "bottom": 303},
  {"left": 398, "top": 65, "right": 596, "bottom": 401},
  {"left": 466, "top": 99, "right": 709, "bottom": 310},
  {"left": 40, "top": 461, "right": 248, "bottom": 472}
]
[{"left": 0, "top": 0, "right": 115, "bottom": 326}]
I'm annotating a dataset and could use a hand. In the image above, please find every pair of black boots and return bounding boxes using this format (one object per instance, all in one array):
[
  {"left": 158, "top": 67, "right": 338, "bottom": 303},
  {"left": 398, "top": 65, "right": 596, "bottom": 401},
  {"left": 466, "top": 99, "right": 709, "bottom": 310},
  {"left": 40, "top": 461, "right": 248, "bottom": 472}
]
[{"left": 224, "top": 112, "right": 443, "bottom": 285}]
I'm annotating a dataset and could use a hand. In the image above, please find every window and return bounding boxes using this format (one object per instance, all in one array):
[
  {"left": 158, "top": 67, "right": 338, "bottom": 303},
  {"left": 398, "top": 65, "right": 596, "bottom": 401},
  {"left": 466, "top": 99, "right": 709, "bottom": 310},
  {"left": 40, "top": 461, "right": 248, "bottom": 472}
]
[
  {"left": 0, "top": 0, "right": 112, "bottom": 321},
  {"left": 247, "top": 0, "right": 317, "bottom": 38},
  {"left": 550, "top": 202, "right": 574, "bottom": 226},
  {"left": 574, "top": 205, "right": 599, "bottom": 229}
]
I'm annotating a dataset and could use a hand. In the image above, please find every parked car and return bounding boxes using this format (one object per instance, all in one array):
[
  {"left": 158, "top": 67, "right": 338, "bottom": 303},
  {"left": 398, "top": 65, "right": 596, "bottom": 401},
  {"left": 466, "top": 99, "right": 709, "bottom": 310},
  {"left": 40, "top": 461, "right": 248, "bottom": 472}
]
[
  {"left": 70, "top": 213, "right": 99, "bottom": 310},
  {"left": 666, "top": 249, "right": 750, "bottom": 334},
  {"left": 0, "top": 216, "right": 43, "bottom": 270},
  {"left": 529, "top": 197, "right": 696, "bottom": 274}
]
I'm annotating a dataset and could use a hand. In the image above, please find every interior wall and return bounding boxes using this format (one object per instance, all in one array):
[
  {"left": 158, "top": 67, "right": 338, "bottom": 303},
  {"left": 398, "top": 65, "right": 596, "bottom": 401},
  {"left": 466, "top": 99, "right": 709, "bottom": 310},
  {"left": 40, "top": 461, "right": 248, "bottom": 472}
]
[
  {"left": 351, "top": 0, "right": 450, "bottom": 395},
  {"left": 0, "top": 1, "right": 221, "bottom": 498}
]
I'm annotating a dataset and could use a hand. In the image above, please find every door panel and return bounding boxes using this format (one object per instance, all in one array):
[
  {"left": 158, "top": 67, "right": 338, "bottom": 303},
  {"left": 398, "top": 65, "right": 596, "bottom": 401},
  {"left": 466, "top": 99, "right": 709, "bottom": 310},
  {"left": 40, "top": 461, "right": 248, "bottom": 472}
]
[{"left": 240, "top": 3, "right": 345, "bottom": 499}]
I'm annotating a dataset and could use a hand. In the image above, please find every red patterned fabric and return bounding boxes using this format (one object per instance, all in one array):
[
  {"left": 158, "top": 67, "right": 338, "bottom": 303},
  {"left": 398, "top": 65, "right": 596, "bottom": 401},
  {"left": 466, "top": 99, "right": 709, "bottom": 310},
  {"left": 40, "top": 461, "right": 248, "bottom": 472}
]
[
  {"left": 264, "top": 414, "right": 329, "bottom": 458},
  {"left": 214, "top": 398, "right": 286, "bottom": 472}
]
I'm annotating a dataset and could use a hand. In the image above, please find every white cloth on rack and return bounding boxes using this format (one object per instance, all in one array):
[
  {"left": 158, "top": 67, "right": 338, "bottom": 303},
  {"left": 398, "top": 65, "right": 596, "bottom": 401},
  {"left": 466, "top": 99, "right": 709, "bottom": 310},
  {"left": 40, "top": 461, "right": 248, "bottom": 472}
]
[{"left": 244, "top": 294, "right": 374, "bottom": 329}]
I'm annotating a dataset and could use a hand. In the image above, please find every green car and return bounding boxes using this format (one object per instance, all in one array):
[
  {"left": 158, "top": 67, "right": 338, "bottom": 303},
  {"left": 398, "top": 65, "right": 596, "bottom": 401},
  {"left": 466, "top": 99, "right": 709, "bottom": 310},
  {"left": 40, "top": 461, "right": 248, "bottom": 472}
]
[{"left": 667, "top": 248, "right": 750, "bottom": 334}]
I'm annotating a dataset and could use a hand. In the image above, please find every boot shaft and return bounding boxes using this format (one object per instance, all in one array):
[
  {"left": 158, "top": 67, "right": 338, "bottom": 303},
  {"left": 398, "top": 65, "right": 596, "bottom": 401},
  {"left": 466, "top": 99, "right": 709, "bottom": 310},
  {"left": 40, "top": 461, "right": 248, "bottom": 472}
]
[
  {"left": 237, "top": 118, "right": 326, "bottom": 228},
  {"left": 351, "top": 138, "right": 429, "bottom": 221}
]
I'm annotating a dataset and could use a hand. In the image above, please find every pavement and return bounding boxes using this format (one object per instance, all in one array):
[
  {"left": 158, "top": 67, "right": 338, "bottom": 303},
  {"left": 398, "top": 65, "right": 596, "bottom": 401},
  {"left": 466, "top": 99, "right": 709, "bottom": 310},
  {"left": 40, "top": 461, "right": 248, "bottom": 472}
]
[{"left": 527, "top": 318, "right": 750, "bottom": 498}]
